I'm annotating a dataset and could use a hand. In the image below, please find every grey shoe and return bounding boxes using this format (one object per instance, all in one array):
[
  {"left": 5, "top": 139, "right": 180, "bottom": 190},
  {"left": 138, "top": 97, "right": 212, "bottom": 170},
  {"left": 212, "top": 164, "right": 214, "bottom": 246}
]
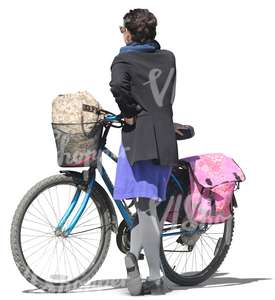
[
  {"left": 125, "top": 252, "right": 143, "bottom": 296},
  {"left": 141, "top": 276, "right": 170, "bottom": 295}
]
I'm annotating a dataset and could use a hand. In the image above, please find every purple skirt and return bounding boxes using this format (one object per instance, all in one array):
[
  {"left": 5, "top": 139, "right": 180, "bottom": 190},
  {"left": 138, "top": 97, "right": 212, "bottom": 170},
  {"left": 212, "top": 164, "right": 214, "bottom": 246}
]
[{"left": 113, "top": 143, "right": 172, "bottom": 202}]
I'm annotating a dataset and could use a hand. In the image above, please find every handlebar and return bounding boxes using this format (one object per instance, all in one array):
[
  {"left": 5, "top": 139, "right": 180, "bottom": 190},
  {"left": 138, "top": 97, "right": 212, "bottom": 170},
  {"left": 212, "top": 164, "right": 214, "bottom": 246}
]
[{"left": 83, "top": 104, "right": 136, "bottom": 128}]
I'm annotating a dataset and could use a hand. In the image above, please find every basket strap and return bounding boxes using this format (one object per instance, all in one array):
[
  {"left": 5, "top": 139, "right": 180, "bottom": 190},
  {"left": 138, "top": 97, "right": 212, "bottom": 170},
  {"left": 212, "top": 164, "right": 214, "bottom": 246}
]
[{"left": 82, "top": 104, "right": 102, "bottom": 114}]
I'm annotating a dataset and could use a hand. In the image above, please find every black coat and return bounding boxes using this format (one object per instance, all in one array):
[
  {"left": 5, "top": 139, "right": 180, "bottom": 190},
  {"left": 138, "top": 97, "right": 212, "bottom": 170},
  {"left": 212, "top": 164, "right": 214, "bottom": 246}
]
[{"left": 109, "top": 49, "right": 178, "bottom": 167}]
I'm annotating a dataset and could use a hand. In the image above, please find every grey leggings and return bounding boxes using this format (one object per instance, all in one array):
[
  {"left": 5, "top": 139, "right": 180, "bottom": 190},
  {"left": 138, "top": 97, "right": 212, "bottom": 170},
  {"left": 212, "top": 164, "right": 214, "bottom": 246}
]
[{"left": 130, "top": 197, "right": 164, "bottom": 281}]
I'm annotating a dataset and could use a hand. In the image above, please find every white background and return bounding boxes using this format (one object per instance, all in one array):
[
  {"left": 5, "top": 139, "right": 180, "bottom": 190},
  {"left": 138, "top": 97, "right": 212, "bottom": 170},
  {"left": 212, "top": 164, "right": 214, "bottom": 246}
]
[{"left": 0, "top": 0, "right": 274, "bottom": 298}]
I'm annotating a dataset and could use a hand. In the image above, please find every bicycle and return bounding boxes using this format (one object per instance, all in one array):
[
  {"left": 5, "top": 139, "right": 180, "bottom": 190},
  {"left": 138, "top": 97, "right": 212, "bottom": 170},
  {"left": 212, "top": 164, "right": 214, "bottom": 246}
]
[{"left": 10, "top": 111, "right": 235, "bottom": 292}]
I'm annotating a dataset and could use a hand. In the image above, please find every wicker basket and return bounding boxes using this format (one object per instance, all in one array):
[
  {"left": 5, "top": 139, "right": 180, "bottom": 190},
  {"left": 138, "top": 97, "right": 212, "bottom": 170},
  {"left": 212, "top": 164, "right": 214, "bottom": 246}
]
[
  {"left": 51, "top": 91, "right": 104, "bottom": 167},
  {"left": 52, "top": 122, "right": 103, "bottom": 167}
]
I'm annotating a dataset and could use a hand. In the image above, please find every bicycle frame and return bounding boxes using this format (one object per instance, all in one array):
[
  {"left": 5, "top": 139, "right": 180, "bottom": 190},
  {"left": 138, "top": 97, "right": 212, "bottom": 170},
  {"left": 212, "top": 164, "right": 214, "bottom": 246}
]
[{"left": 56, "top": 118, "right": 196, "bottom": 238}]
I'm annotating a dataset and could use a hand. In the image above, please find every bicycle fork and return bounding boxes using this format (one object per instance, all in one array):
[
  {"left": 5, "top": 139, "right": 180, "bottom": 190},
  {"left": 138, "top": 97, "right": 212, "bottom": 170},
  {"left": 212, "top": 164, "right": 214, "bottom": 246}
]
[{"left": 55, "top": 170, "right": 96, "bottom": 237}]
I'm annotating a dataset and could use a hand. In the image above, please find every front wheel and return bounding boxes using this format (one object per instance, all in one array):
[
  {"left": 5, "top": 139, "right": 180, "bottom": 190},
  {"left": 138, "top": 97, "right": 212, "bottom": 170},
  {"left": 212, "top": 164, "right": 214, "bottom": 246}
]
[{"left": 10, "top": 174, "right": 112, "bottom": 292}]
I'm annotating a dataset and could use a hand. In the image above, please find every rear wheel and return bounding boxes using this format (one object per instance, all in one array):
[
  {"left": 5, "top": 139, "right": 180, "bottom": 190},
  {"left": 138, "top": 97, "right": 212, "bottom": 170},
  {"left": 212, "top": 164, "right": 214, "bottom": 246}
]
[
  {"left": 160, "top": 214, "right": 234, "bottom": 286},
  {"left": 10, "top": 174, "right": 112, "bottom": 292}
]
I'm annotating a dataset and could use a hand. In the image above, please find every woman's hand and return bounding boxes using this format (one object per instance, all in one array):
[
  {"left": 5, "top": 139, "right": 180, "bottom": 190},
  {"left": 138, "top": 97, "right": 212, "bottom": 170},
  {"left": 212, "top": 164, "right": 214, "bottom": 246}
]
[{"left": 124, "top": 116, "right": 136, "bottom": 125}]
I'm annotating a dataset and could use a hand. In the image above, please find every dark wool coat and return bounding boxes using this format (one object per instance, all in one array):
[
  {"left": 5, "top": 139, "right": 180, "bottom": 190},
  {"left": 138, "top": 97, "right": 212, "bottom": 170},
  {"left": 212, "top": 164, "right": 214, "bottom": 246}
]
[{"left": 109, "top": 49, "right": 178, "bottom": 167}]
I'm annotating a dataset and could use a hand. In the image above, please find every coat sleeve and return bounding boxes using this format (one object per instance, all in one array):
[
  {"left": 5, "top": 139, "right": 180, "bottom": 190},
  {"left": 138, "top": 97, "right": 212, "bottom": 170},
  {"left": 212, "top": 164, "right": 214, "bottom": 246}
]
[{"left": 109, "top": 58, "right": 142, "bottom": 118}]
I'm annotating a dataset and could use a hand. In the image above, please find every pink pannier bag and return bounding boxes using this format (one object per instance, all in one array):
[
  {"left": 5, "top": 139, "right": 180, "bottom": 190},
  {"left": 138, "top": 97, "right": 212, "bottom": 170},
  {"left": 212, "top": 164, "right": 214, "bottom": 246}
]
[{"left": 183, "top": 153, "right": 246, "bottom": 224}]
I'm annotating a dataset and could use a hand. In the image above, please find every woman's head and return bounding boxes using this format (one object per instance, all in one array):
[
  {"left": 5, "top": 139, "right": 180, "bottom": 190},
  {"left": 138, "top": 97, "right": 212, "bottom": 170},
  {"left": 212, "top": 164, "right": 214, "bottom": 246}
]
[{"left": 120, "top": 9, "right": 157, "bottom": 44}]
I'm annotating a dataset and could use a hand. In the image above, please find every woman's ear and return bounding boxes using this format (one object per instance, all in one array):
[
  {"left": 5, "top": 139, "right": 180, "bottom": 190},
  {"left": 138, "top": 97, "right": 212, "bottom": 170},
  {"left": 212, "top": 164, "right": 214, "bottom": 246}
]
[{"left": 124, "top": 30, "right": 132, "bottom": 44}]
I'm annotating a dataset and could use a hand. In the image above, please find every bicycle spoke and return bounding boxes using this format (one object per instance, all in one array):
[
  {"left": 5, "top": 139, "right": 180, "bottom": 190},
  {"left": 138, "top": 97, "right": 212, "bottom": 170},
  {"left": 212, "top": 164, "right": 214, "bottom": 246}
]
[
  {"left": 166, "top": 242, "right": 179, "bottom": 261},
  {"left": 22, "top": 234, "right": 53, "bottom": 244},
  {"left": 25, "top": 209, "right": 52, "bottom": 228},
  {"left": 201, "top": 235, "right": 215, "bottom": 254},
  {"left": 31, "top": 238, "right": 56, "bottom": 272},
  {"left": 70, "top": 236, "right": 100, "bottom": 253},
  {"left": 161, "top": 235, "right": 177, "bottom": 241},
  {"left": 200, "top": 237, "right": 212, "bottom": 260},
  {"left": 163, "top": 239, "right": 178, "bottom": 248},
  {"left": 71, "top": 235, "right": 100, "bottom": 244},
  {"left": 203, "top": 233, "right": 220, "bottom": 244},
  {"left": 75, "top": 220, "right": 98, "bottom": 228},
  {"left": 176, "top": 245, "right": 188, "bottom": 273},
  {"left": 23, "top": 218, "right": 52, "bottom": 228},
  {"left": 67, "top": 238, "right": 94, "bottom": 264},
  {"left": 191, "top": 246, "right": 195, "bottom": 271},
  {"left": 65, "top": 239, "right": 86, "bottom": 272},
  {"left": 194, "top": 246, "right": 197, "bottom": 271},
  {"left": 45, "top": 239, "right": 59, "bottom": 277},
  {"left": 23, "top": 234, "right": 54, "bottom": 253},
  {"left": 62, "top": 239, "right": 74, "bottom": 279},
  {"left": 21, "top": 226, "right": 53, "bottom": 235},
  {"left": 75, "top": 215, "right": 100, "bottom": 228},
  {"left": 49, "top": 188, "right": 60, "bottom": 224},
  {"left": 196, "top": 238, "right": 206, "bottom": 270},
  {"left": 24, "top": 236, "right": 55, "bottom": 259},
  {"left": 55, "top": 186, "right": 61, "bottom": 221},
  {"left": 181, "top": 249, "right": 192, "bottom": 274},
  {"left": 77, "top": 203, "right": 97, "bottom": 222},
  {"left": 31, "top": 201, "right": 54, "bottom": 229},
  {"left": 42, "top": 190, "right": 58, "bottom": 224},
  {"left": 64, "top": 239, "right": 82, "bottom": 277},
  {"left": 171, "top": 244, "right": 184, "bottom": 270},
  {"left": 69, "top": 236, "right": 96, "bottom": 257},
  {"left": 71, "top": 236, "right": 100, "bottom": 241}
]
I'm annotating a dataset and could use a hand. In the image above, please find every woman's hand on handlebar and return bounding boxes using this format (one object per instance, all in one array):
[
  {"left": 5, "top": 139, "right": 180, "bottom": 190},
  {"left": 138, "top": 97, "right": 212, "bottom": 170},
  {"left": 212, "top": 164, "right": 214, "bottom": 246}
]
[
  {"left": 102, "top": 111, "right": 137, "bottom": 127},
  {"left": 124, "top": 116, "right": 136, "bottom": 125},
  {"left": 102, "top": 112, "right": 124, "bottom": 127},
  {"left": 104, "top": 113, "right": 122, "bottom": 122}
]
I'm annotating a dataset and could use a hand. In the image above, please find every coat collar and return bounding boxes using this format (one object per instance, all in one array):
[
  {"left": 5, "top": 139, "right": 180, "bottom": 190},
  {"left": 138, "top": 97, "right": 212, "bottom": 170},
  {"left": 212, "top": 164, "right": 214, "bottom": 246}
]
[{"left": 119, "top": 40, "right": 161, "bottom": 53}]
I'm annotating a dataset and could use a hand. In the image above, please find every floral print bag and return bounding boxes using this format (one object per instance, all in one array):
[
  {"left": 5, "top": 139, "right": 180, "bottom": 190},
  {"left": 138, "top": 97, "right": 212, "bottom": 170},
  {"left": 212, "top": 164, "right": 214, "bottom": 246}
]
[{"left": 182, "top": 153, "right": 246, "bottom": 224}]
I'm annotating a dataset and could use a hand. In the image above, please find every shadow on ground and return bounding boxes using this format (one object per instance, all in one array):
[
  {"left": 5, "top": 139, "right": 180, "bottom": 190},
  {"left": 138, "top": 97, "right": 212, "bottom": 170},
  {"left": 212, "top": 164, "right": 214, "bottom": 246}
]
[{"left": 23, "top": 272, "right": 272, "bottom": 294}]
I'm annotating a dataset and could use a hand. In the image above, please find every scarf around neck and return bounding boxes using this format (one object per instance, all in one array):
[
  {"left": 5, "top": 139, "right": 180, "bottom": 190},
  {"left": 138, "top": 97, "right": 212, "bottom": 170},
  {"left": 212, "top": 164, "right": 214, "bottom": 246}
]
[{"left": 119, "top": 40, "right": 161, "bottom": 54}]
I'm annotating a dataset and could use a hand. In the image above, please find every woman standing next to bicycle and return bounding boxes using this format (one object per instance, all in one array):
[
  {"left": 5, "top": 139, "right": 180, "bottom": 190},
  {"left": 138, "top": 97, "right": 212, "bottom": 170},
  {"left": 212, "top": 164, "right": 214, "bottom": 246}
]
[{"left": 110, "top": 8, "right": 178, "bottom": 296}]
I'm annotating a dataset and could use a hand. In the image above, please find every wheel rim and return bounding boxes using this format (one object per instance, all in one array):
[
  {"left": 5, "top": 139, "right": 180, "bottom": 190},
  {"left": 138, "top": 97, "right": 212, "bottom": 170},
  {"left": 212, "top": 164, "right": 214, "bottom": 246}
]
[{"left": 19, "top": 182, "right": 104, "bottom": 284}]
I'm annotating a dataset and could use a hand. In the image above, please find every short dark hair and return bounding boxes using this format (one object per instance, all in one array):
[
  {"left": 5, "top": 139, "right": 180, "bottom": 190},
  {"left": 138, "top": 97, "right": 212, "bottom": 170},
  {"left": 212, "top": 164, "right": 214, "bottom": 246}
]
[{"left": 123, "top": 9, "right": 157, "bottom": 43}]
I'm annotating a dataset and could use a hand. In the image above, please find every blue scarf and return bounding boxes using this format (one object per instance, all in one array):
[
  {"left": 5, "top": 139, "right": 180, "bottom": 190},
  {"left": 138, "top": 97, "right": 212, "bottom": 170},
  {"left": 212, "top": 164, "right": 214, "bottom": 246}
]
[{"left": 119, "top": 40, "right": 161, "bottom": 54}]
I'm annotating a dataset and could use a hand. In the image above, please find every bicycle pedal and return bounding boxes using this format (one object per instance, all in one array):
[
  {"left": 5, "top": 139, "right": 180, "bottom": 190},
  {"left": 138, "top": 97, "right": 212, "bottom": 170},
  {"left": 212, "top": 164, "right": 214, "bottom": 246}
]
[{"left": 138, "top": 253, "right": 144, "bottom": 260}]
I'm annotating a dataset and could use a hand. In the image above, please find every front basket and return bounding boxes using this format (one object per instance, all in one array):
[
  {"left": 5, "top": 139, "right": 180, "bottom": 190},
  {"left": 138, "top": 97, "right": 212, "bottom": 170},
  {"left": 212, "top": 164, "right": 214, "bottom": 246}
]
[{"left": 52, "top": 122, "right": 103, "bottom": 167}]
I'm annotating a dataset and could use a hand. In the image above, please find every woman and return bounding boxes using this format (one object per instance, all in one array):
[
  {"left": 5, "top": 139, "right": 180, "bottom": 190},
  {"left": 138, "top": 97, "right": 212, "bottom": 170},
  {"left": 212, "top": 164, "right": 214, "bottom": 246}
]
[{"left": 109, "top": 9, "right": 178, "bottom": 296}]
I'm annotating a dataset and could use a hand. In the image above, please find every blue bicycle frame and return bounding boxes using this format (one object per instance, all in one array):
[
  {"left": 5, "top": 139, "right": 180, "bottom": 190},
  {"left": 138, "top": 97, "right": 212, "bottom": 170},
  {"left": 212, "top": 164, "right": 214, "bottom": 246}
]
[{"left": 56, "top": 113, "right": 192, "bottom": 238}]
